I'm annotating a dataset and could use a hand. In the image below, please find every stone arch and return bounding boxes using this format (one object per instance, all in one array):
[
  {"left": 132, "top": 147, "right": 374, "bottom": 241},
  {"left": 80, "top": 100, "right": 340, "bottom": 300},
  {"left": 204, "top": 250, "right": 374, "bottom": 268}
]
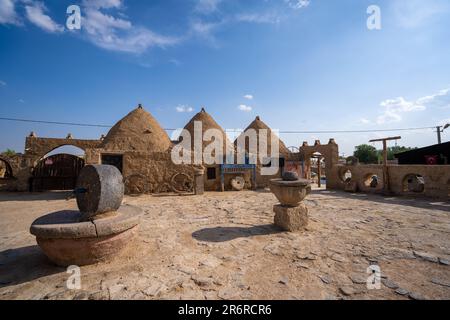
[
  {"left": 33, "top": 145, "right": 86, "bottom": 166},
  {"left": 0, "top": 156, "right": 14, "bottom": 179},
  {"left": 299, "top": 140, "right": 339, "bottom": 184},
  {"left": 29, "top": 144, "right": 89, "bottom": 192},
  {"left": 25, "top": 137, "right": 101, "bottom": 162},
  {"left": 339, "top": 167, "right": 353, "bottom": 183},
  {"left": 402, "top": 173, "right": 425, "bottom": 193},
  {"left": 362, "top": 173, "right": 382, "bottom": 190},
  {"left": 300, "top": 140, "right": 339, "bottom": 171},
  {"left": 31, "top": 153, "right": 85, "bottom": 192}
]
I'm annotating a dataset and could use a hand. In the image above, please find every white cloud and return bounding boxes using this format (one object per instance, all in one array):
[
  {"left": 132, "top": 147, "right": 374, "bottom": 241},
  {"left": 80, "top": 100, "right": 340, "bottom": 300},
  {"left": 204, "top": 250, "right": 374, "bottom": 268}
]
[
  {"left": 25, "top": 2, "right": 64, "bottom": 33},
  {"left": 81, "top": 3, "right": 179, "bottom": 54},
  {"left": 377, "top": 97, "right": 425, "bottom": 124},
  {"left": 416, "top": 88, "right": 450, "bottom": 109},
  {"left": 244, "top": 94, "right": 253, "bottom": 100},
  {"left": 192, "top": 0, "right": 311, "bottom": 43},
  {"left": 0, "top": 0, "right": 20, "bottom": 25},
  {"left": 189, "top": 19, "right": 220, "bottom": 39},
  {"left": 195, "top": 0, "right": 222, "bottom": 14},
  {"left": 236, "top": 12, "right": 281, "bottom": 24},
  {"left": 376, "top": 88, "right": 450, "bottom": 124},
  {"left": 83, "top": 0, "right": 123, "bottom": 9},
  {"left": 238, "top": 104, "right": 252, "bottom": 112},
  {"left": 2, "top": 0, "right": 312, "bottom": 55},
  {"left": 176, "top": 105, "right": 194, "bottom": 113},
  {"left": 284, "top": 0, "right": 310, "bottom": 10},
  {"left": 0, "top": 80, "right": 6, "bottom": 86}
]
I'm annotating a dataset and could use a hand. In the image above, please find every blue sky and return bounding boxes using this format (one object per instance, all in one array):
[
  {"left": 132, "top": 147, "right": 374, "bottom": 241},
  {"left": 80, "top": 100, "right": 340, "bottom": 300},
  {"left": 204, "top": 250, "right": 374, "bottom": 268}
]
[{"left": 1, "top": 0, "right": 450, "bottom": 156}]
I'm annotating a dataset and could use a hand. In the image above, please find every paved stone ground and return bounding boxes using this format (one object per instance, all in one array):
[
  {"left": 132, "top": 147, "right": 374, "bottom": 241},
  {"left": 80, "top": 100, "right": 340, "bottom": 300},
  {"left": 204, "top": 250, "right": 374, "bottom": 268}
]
[{"left": 0, "top": 190, "right": 449, "bottom": 300}]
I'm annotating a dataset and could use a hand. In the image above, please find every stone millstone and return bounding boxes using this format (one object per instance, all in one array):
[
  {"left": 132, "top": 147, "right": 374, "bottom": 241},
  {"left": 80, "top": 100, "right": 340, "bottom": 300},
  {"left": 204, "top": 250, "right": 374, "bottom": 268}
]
[
  {"left": 76, "top": 165, "right": 124, "bottom": 221},
  {"left": 231, "top": 176, "right": 245, "bottom": 191},
  {"left": 282, "top": 171, "right": 299, "bottom": 181}
]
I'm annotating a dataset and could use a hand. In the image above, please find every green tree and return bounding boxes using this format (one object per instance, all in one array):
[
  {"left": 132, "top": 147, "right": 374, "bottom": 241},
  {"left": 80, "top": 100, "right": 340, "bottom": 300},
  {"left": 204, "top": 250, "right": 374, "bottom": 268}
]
[
  {"left": 1, "top": 149, "right": 16, "bottom": 157},
  {"left": 353, "top": 144, "right": 379, "bottom": 164}
]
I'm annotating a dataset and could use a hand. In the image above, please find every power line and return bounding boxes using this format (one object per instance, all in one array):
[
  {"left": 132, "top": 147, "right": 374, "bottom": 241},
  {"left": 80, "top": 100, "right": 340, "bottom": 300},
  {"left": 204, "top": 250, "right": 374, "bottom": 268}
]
[
  {"left": 219, "top": 127, "right": 436, "bottom": 134},
  {"left": 0, "top": 116, "right": 437, "bottom": 134},
  {"left": 0, "top": 117, "right": 111, "bottom": 128},
  {"left": 268, "top": 127, "right": 436, "bottom": 134}
]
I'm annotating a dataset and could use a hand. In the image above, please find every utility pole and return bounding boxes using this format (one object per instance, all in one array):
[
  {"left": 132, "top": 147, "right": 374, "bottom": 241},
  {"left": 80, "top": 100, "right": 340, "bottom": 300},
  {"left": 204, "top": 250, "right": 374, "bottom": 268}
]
[
  {"left": 369, "top": 136, "right": 401, "bottom": 193},
  {"left": 435, "top": 124, "right": 450, "bottom": 144},
  {"left": 436, "top": 126, "right": 442, "bottom": 144}
]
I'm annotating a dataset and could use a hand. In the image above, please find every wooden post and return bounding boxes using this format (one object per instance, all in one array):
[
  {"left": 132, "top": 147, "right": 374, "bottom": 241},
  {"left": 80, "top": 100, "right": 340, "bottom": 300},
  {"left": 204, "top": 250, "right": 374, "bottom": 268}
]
[
  {"left": 369, "top": 136, "right": 401, "bottom": 193},
  {"left": 317, "top": 156, "right": 322, "bottom": 188},
  {"left": 382, "top": 139, "right": 388, "bottom": 191}
]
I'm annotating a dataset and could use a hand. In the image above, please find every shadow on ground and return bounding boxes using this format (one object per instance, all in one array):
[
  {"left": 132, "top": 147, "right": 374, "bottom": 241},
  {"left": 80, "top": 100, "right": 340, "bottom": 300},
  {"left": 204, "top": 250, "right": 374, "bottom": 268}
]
[
  {"left": 192, "top": 224, "right": 282, "bottom": 243},
  {"left": 0, "top": 192, "right": 71, "bottom": 202},
  {"left": 0, "top": 245, "right": 64, "bottom": 288},
  {"left": 311, "top": 189, "right": 450, "bottom": 212}
]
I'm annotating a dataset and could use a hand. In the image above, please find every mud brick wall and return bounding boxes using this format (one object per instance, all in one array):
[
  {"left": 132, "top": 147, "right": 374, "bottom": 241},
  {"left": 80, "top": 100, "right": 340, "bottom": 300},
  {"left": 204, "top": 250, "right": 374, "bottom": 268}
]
[
  {"left": 328, "top": 164, "right": 450, "bottom": 200},
  {"left": 122, "top": 151, "right": 195, "bottom": 194},
  {"left": 25, "top": 137, "right": 101, "bottom": 159},
  {"left": 0, "top": 154, "right": 35, "bottom": 191}
]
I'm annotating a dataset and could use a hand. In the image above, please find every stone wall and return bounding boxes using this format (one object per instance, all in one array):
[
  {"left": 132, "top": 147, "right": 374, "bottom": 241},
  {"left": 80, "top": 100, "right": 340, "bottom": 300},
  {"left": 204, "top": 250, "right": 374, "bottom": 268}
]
[
  {"left": 0, "top": 154, "right": 34, "bottom": 191},
  {"left": 122, "top": 151, "right": 195, "bottom": 194},
  {"left": 298, "top": 139, "right": 450, "bottom": 200},
  {"left": 328, "top": 164, "right": 450, "bottom": 200},
  {"left": 25, "top": 137, "right": 101, "bottom": 160},
  {"left": 1, "top": 137, "right": 102, "bottom": 192}
]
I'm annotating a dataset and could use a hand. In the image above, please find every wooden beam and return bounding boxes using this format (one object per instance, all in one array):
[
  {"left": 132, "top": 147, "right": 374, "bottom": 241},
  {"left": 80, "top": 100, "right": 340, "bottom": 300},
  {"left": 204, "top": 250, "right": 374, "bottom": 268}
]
[
  {"left": 368, "top": 136, "right": 401, "bottom": 193},
  {"left": 369, "top": 136, "right": 401, "bottom": 143}
]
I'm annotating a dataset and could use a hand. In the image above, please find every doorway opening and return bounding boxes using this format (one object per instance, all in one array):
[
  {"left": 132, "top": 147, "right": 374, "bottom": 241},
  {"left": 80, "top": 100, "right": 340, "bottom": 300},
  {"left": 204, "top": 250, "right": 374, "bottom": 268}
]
[
  {"left": 101, "top": 154, "right": 123, "bottom": 173},
  {"left": 31, "top": 146, "right": 85, "bottom": 192}
]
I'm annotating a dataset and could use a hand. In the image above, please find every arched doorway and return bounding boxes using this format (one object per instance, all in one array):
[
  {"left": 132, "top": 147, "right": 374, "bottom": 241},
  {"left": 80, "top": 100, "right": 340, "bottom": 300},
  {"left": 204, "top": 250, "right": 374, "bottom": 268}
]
[
  {"left": 31, "top": 146, "right": 85, "bottom": 192},
  {"left": 0, "top": 158, "right": 13, "bottom": 179},
  {"left": 363, "top": 173, "right": 380, "bottom": 189},
  {"left": 402, "top": 174, "right": 425, "bottom": 193},
  {"left": 310, "top": 152, "right": 326, "bottom": 188}
]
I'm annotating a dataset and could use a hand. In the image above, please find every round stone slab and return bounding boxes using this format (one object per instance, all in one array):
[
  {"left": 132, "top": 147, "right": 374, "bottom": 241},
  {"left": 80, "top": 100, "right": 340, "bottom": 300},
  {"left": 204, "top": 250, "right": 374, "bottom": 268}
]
[
  {"left": 29, "top": 205, "right": 143, "bottom": 266},
  {"left": 30, "top": 205, "right": 142, "bottom": 239},
  {"left": 269, "top": 178, "right": 310, "bottom": 187},
  {"left": 76, "top": 164, "right": 124, "bottom": 220}
]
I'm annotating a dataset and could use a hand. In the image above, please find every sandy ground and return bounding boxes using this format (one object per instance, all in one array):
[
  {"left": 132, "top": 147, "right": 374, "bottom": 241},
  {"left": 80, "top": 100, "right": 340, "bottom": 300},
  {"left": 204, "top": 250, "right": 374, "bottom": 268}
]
[{"left": 0, "top": 189, "right": 449, "bottom": 300}]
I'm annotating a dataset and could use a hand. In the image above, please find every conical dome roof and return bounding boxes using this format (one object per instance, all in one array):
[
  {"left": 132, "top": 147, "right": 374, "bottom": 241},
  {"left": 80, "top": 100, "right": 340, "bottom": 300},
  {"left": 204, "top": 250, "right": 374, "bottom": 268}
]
[
  {"left": 235, "top": 116, "right": 290, "bottom": 156},
  {"left": 182, "top": 108, "right": 232, "bottom": 154},
  {"left": 102, "top": 105, "right": 171, "bottom": 152}
]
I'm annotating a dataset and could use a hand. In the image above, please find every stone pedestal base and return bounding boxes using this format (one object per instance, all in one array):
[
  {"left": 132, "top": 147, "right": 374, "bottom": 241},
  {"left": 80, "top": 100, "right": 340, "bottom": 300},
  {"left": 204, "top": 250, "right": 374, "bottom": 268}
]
[
  {"left": 36, "top": 226, "right": 138, "bottom": 267},
  {"left": 30, "top": 205, "right": 142, "bottom": 266},
  {"left": 194, "top": 174, "right": 204, "bottom": 195},
  {"left": 273, "top": 203, "right": 308, "bottom": 232}
]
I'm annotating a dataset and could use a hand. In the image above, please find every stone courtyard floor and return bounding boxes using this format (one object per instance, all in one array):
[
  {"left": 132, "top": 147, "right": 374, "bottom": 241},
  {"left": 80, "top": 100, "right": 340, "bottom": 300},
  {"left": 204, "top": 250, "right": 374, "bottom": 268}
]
[{"left": 0, "top": 190, "right": 449, "bottom": 300}]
